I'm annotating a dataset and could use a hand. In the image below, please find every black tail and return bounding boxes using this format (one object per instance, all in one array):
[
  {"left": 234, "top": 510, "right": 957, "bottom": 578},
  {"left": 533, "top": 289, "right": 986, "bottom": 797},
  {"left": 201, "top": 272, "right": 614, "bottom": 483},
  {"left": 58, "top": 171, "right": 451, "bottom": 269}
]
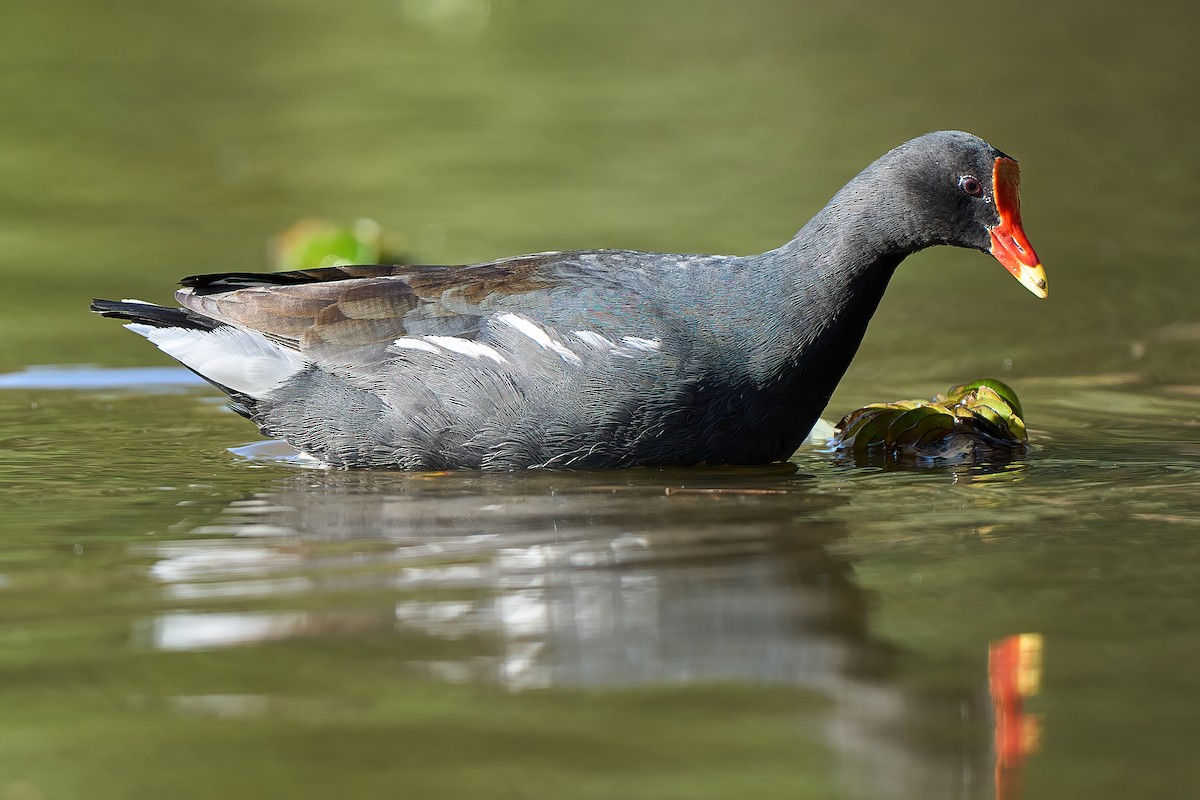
[
  {"left": 89, "top": 299, "right": 260, "bottom": 420},
  {"left": 89, "top": 299, "right": 223, "bottom": 332}
]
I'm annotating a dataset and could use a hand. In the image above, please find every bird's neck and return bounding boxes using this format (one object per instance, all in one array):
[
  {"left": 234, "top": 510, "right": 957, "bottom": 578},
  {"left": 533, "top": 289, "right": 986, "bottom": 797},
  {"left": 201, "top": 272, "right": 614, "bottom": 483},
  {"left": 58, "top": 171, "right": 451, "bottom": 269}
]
[
  {"left": 772, "top": 161, "right": 929, "bottom": 293},
  {"left": 733, "top": 182, "right": 926, "bottom": 449},
  {"left": 762, "top": 177, "right": 926, "bottom": 366}
]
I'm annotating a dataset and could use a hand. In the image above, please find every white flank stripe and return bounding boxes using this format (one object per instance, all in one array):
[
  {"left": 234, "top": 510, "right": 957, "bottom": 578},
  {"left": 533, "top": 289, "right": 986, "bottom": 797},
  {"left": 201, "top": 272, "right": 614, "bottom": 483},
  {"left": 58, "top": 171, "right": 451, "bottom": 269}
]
[
  {"left": 390, "top": 337, "right": 441, "bottom": 354},
  {"left": 620, "top": 336, "right": 661, "bottom": 352},
  {"left": 571, "top": 330, "right": 616, "bottom": 349},
  {"left": 125, "top": 324, "right": 307, "bottom": 398},
  {"left": 497, "top": 313, "right": 581, "bottom": 365},
  {"left": 422, "top": 336, "right": 508, "bottom": 364}
]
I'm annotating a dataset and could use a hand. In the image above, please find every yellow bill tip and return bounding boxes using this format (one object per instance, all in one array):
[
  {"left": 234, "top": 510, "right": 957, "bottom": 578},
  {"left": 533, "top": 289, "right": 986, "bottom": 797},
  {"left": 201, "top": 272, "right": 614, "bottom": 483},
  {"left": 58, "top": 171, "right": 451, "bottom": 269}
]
[{"left": 1016, "top": 263, "right": 1049, "bottom": 299}]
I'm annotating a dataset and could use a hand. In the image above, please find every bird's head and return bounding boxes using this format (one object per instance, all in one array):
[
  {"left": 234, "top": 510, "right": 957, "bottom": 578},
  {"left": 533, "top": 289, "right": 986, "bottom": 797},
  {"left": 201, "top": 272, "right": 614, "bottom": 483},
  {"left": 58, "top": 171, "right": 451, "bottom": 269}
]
[{"left": 894, "top": 130, "right": 1047, "bottom": 298}]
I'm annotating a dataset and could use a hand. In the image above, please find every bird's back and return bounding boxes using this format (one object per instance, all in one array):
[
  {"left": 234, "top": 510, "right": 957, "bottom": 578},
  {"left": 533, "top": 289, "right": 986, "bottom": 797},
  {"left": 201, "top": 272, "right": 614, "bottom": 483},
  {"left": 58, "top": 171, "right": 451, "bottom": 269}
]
[{"left": 106, "top": 248, "right": 810, "bottom": 469}]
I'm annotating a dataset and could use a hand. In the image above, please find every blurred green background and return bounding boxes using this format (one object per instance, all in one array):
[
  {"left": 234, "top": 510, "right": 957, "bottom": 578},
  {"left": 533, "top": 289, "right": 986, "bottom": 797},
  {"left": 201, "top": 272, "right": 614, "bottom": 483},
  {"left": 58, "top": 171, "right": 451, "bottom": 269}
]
[{"left": 2, "top": 0, "right": 1197, "bottom": 391}]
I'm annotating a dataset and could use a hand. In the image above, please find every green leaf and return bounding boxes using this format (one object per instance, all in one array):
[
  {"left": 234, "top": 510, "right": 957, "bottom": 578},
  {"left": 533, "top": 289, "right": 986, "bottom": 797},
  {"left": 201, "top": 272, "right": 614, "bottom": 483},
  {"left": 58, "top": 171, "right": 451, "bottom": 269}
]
[
  {"left": 945, "top": 378, "right": 1025, "bottom": 420},
  {"left": 890, "top": 407, "right": 957, "bottom": 447},
  {"left": 270, "top": 218, "right": 390, "bottom": 271},
  {"left": 967, "top": 402, "right": 1011, "bottom": 438},
  {"left": 829, "top": 378, "right": 1028, "bottom": 460},
  {"left": 1005, "top": 412, "right": 1028, "bottom": 440},
  {"left": 836, "top": 404, "right": 892, "bottom": 440},
  {"left": 850, "top": 408, "right": 907, "bottom": 453}
]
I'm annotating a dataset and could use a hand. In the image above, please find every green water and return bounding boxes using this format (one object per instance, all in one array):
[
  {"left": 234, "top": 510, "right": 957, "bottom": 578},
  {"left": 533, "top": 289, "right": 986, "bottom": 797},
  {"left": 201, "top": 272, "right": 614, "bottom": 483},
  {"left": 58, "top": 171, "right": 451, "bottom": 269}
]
[{"left": 2, "top": 1, "right": 1198, "bottom": 797}]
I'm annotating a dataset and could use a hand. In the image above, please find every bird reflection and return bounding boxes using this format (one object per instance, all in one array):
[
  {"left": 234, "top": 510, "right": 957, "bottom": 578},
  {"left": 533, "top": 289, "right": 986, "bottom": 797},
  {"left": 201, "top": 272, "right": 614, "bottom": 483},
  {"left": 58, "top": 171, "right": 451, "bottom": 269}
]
[{"left": 139, "top": 466, "right": 1027, "bottom": 800}]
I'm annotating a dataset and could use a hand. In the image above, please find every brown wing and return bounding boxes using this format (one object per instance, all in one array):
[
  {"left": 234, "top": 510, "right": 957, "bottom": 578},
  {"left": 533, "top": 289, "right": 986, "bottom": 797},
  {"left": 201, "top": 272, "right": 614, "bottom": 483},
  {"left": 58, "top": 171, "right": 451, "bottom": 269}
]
[{"left": 176, "top": 254, "right": 565, "bottom": 366}]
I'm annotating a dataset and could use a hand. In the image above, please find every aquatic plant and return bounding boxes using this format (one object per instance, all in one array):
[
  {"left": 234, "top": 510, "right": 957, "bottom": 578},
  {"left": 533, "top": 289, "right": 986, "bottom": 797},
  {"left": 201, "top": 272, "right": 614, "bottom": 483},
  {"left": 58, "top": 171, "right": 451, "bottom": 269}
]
[{"left": 831, "top": 378, "right": 1027, "bottom": 460}]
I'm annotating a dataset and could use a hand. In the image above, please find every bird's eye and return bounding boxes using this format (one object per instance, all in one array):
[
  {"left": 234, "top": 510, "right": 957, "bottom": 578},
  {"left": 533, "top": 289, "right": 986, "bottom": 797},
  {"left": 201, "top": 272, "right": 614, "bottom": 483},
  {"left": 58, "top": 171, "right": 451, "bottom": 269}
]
[{"left": 959, "top": 175, "right": 984, "bottom": 197}]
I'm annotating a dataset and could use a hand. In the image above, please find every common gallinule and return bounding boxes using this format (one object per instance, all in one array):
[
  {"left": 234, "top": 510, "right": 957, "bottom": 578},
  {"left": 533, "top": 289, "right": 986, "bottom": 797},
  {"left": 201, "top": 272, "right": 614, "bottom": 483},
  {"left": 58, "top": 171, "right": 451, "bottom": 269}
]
[{"left": 92, "top": 130, "right": 1046, "bottom": 470}]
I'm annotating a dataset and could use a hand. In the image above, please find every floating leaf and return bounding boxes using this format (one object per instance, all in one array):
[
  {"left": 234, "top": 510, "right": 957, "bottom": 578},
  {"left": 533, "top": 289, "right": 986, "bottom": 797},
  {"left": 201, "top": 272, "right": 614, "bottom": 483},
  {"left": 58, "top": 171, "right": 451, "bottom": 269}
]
[
  {"left": 838, "top": 403, "right": 893, "bottom": 441},
  {"left": 970, "top": 402, "right": 1010, "bottom": 438},
  {"left": 270, "top": 218, "right": 407, "bottom": 271},
  {"left": 945, "top": 378, "right": 1025, "bottom": 420},
  {"left": 850, "top": 407, "right": 909, "bottom": 453},
  {"left": 830, "top": 378, "right": 1029, "bottom": 462},
  {"left": 1005, "top": 412, "right": 1028, "bottom": 440},
  {"left": 890, "top": 407, "right": 957, "bottom": 447}
]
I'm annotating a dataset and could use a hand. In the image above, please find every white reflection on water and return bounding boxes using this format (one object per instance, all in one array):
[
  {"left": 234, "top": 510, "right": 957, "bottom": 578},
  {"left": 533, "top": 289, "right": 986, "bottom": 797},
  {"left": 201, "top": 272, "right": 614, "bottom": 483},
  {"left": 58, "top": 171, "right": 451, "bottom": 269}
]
[
  {"left": 136, "top": 469, "right": 1005, "bottom": 799},
  {"left": 139, "top": 541, "right": 312, "bottom": 601},
  {"left": 145, "top": 610, "right": 312, "bottom": 651},
  {"left": 168, "top": 694, "right": 271, "bottom": 719}
]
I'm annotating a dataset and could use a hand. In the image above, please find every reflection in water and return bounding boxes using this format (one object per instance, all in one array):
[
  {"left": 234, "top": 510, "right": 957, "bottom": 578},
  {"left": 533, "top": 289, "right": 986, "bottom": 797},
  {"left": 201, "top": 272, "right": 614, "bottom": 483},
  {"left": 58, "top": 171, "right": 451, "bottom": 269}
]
[
  {"left": 139, "top": 469, "right": 1034, "bottom": 799},
  {"left": 990, "top": 634, "right": 1044, "bottom": 800}
]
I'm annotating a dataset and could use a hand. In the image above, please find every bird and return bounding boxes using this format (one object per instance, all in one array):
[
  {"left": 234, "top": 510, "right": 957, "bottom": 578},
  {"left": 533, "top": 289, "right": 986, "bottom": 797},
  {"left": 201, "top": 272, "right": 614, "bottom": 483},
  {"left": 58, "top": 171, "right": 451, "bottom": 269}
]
[{"left": 91, "top": 130, "right": 1047, "bottom": 471}]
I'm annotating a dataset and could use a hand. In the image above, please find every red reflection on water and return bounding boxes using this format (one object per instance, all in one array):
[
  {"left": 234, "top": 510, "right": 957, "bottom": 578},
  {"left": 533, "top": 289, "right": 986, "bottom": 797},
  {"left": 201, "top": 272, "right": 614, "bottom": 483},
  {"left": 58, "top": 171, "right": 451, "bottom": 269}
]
[{"left": 989, "top": 633, "right": 1043, "bottom": 800}]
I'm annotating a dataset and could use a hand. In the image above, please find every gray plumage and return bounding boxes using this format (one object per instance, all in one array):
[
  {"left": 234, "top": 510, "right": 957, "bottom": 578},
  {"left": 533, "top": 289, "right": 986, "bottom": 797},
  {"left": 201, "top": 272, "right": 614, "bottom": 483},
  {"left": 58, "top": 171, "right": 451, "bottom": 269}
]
[{"left": 92, "top": 131, "right": 1041, "bottom": 470}]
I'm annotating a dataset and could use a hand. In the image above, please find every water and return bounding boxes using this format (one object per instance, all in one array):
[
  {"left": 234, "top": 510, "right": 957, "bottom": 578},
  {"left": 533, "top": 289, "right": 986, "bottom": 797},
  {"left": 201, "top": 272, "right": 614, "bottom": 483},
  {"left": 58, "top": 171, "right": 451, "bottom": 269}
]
[{"left": 1, "top": 1, "right": 1198, "bottom": 798}]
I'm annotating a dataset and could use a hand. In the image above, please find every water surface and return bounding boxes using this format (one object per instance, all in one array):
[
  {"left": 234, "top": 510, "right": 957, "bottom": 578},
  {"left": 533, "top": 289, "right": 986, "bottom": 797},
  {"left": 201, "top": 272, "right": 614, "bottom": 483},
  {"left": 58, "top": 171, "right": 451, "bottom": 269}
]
[{"left": 1, "top": 1, "right": 1198, "bottom": 798}]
